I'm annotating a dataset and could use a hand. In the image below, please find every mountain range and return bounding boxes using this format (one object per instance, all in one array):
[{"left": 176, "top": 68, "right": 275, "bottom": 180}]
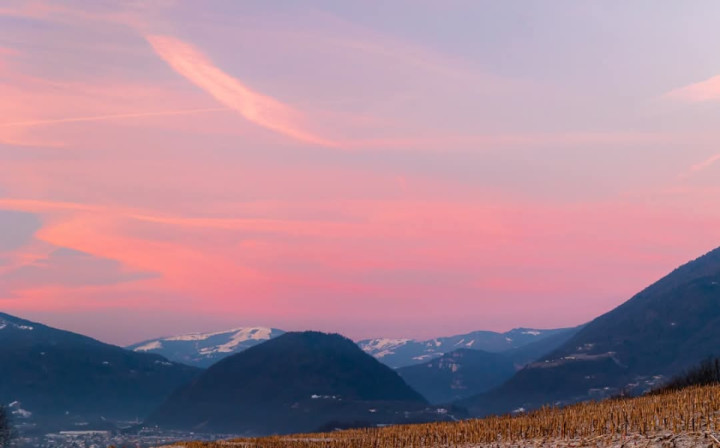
[
  {"left": 147, "top": 332, "right": 458, "bottom": 435},
  {"left": 357, "top": 327, "right": 575, "bottom": 368},
  {"left": 396, "top": 326, "right": 581, "bottom": 404},
  {"left": 0, "top": 313, "right": 200, "bottom": 431},
  {"left": 3, "top": 244, "right": 720, "bottom": 437},
  {"left": 459, "top": 246, "right": 720, "bottom": 416},
  {"left": 0, "top": 309, "right": 577, "bottom": 435},
  {"left": 128, "top": 326, "right": 575, "bottom": 369}
]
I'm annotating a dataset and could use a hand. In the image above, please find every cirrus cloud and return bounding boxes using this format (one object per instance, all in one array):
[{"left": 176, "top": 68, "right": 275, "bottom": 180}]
[
  {"left": 146, "top": 34, "right": 338, "bottom": 147},
  {"left": 664, "top": 75, "right": 720, "bottom": 103}
]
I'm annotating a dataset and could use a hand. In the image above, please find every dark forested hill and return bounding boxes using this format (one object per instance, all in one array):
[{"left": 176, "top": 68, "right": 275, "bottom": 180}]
[
  {"left": 148, "top": 331, "right": 458, "bottom": 435},
  {"left": 0, "top": 313, "right": 200, "bottom": 429}
]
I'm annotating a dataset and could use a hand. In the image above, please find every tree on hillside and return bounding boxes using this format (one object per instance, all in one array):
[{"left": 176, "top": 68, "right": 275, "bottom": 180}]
[
  {"left": 0, "top": 405, "right": 12, "bottom": 448},
  {"left": 653, "top": 358, "right": 720, "bottom": 394}
]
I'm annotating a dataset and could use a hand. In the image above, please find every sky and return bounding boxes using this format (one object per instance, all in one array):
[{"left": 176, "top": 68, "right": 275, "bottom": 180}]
[{"left": 1, "top": 1, "right": 720, "bottom": 346}]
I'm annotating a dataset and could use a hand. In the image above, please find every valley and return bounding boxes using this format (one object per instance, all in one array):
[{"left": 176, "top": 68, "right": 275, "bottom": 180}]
[{"left": 3, "top": 246, "right": 720, "bottom": 447}]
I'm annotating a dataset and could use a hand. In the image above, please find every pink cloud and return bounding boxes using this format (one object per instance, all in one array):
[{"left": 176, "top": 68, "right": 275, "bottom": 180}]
[
  {"left": 0, "top": 107, "right": 229, "bottom": 129},
  {"left": 690, "top": 153, "right": 720, "bottom": 173},
  {"left": 146, "top": 34, "right": 338, "bottom": 147},
  {"left": 676, "top": 153, "right": 720, "bottom": 180},
  {"left": 0, "top": 61, "right": 244, "bottom": 147},
  {"left": 0, "top": 2, "right": 63, "bottom": 20},
  {"left": 4, "top": 189, "right": 719, "bottom": 340},
  {"left": 0, "top": 1, "right": 159, "bottom": 30},
  {"left": 1, "top": 247, "right": 157, "bottom": 293},
  {"left": 664, "top": 75, "right": 720, "bottom": 103}
]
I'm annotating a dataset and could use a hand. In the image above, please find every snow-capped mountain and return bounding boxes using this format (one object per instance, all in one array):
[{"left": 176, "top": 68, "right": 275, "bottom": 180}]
[
  {"left": 358, "top": 328, "right": 576, "bottom": 368},
  {"left": 127, "top": 327, "right": 285, "bottom": 367},
  {"left": 129, "top": 326, "right": 575, "bottom": 369}
]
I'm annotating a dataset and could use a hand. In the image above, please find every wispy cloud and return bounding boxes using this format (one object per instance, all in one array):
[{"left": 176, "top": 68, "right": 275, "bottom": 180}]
[
  {"left": 675, "top": 153, "right": 720, "bottom": 180},
  {"left": 0, "top": 1, "right": 153, "bottom": 30},
  {"left": 146, "top": 34, "right": 338, "bottom": 147},
  {"left": 690, "top": 153, "right": 720, "bottom": 172},
  {"left": 664, "top": 75, "right": 720, "bottom": 103},
  {"left": 1, "top": 247, "right": 158, "bottom": 292},
  {"left": 0, "top": 107, "right": 228, "bottom": 128},
  {"left": 0, "top": 198, "right": 343, "bottom": 235}
]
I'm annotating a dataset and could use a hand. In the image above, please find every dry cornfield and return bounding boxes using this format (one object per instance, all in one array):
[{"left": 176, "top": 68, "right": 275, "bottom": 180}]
[{"left": 164, "top": 384, "right": 720, "bottom": 448}]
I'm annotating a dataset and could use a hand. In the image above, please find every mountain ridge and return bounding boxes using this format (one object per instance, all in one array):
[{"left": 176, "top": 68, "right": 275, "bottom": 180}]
[
  {"left": 128, "top": 326, "right": 576, "bottom": 369},
  {"left": 397, "top": 326, "right": 582, "bottom": 404},
  {"left": 358, "top": 327, "right": 577, "bottom": 368},
  {"left": 128, "top": 327, "right": 285, "bottom": 368},
  {"left": 459, "top": 246, "right": 720, "bottom": 416},
  {"left": 0, "top": 312, "right": 201, "bottom": 430}
]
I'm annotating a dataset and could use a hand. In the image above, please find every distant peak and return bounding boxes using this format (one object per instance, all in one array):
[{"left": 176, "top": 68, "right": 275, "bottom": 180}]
[{"left": 163, "top": 326, "right": 276, "bottom": 342}]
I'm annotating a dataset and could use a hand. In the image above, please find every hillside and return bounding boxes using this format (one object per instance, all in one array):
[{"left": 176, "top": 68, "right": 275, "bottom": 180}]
[
  {"left": 0, "top": 312, "right": 200, "bottom": 429},
  {"left": 504, "top": 325, "right": 582, "bottom": 367},
  {"left": 397, "top": 349, "right": 515, "bottom": 404},
  {"left": 147, "top": 331, "right": 453, "bottom": 435},
  {"left": 396, "top": 326, "right": 581, "bottom": 404},
  {"left": 460, "top": 246, "right": 720, "bottom": 416},
  {"left": 127, "top": 327, "right": 285, "bottom": 367}
]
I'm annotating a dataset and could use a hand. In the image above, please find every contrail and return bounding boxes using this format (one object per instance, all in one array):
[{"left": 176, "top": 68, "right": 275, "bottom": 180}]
[{"left": 0, "top": 107, "right": 229, "bottom": 128}]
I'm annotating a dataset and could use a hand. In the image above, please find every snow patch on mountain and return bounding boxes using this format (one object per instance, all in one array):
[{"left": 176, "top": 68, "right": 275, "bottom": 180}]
[
  {"left": 0, "top": 318, "right": 34, "bottom": 331},
  {"left": 360, "top": 338, "right": 411, "bottom": 357},
  {"left": 8, "top": 401, "right": 32, "bottom": 419},
  {"left": 127, "top": 327, "right": 284, "bottom": 367},
  {"left": 134, "top": 341, "right": 163, "bottom": 351},
  {"left": 359, "top": 327, "right": 573, "bottom": 368},
  {"left": 200, "top": 327, "right": 274, "bottom": 354}
]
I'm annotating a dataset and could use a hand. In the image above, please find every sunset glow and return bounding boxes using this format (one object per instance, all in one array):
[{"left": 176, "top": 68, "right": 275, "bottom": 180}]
[{"left": 1, "top": 1, "right": 720, "bottom": 345}]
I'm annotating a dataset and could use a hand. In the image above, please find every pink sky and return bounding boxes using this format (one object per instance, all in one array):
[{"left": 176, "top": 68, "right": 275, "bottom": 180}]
[{"left": 1, "top": 1, "right": 720, "bottom": 345}]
